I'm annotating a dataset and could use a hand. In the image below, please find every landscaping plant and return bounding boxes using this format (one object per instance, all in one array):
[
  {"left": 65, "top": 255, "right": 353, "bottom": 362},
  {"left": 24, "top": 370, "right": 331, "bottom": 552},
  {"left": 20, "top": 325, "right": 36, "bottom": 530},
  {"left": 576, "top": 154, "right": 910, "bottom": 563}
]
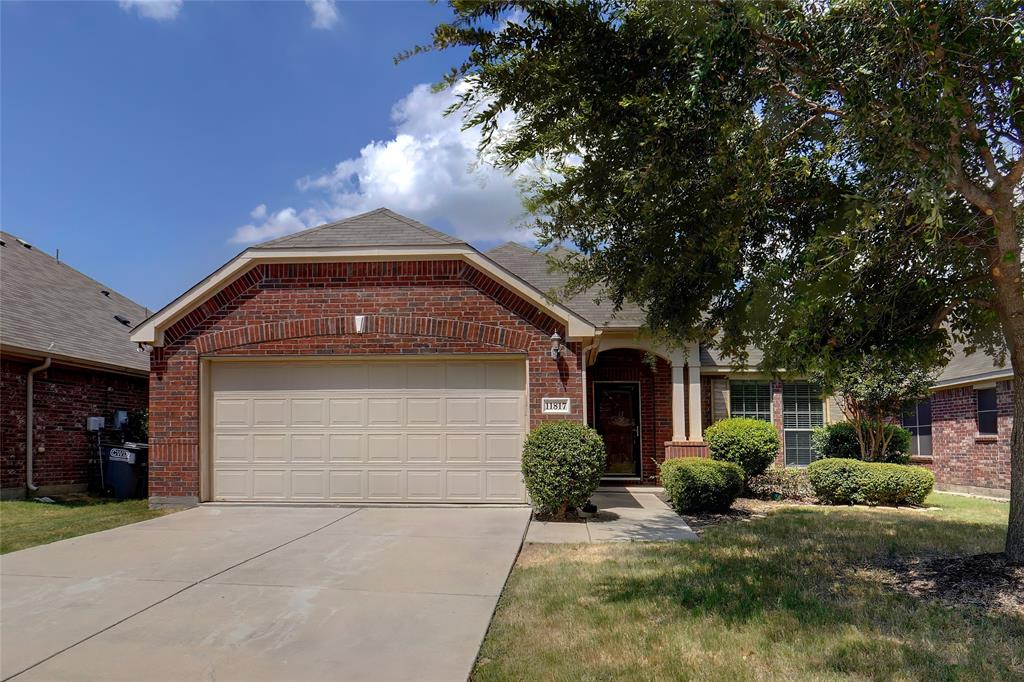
[
  {"left": 661, "top": 457, "right": 744, "bottom": 513},
  {"left": 520, "top": 420, "right": 605, "bottom": 518},
  {"left": 812, "top": 420, "right": 911, "bottom": 464},
  {"left": 808, "top": 458, "right": 935, "bottom": 506},
  {"left": 704, "top": 417, "right": 780, "bottom": 480},
  {"left": 746, "top": 466, "right": 815, "bottom": 502}
]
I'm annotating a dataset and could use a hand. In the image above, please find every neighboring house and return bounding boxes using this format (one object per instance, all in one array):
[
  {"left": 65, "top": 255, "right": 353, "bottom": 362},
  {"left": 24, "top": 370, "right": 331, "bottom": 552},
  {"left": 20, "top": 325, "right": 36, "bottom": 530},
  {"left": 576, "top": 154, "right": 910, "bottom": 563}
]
[
  {"left": 0, "top": 233, "right": 150, "bottom": 499},
  {"left": 131, "top": 209, "right": 1012, "bottom": 505}
]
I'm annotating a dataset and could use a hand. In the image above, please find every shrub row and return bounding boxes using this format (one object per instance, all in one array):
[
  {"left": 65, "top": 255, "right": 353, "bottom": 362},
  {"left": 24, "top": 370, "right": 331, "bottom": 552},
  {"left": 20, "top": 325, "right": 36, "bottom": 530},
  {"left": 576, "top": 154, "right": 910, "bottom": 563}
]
[
  {"left": 807, "top": 458, "right": 934, "bottom": 506},
  {"left": 746, "top": 466, "right": 814, "bottom": 501},
  {"left": 661, "top": 457, "right": 744, "bottom": 513}
]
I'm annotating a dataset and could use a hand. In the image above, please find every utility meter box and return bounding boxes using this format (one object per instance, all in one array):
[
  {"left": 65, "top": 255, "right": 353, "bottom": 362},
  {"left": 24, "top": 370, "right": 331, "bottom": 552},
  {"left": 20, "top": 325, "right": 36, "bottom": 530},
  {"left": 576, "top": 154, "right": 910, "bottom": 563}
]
[{"left": 86, "top": 416, "right": 105, "bottom": 431}]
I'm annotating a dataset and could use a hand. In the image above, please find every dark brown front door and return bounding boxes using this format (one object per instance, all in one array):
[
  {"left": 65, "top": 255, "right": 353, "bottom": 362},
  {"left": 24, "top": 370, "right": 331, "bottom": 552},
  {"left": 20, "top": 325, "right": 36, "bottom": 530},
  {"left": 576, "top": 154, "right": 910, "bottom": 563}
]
[{"left": 593, "top": 383, "right": 641, "bottom": 477}]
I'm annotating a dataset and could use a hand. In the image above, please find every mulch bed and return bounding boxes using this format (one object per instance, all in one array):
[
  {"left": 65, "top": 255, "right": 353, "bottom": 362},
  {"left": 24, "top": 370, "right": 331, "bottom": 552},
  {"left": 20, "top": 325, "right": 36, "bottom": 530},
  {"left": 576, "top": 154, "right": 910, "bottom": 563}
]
[
  {"left": 876, "top": 552, "right": 1024, "bottom": 617},
  {"left": 680, "top": 497, "right": 807, "bottom": 532}
]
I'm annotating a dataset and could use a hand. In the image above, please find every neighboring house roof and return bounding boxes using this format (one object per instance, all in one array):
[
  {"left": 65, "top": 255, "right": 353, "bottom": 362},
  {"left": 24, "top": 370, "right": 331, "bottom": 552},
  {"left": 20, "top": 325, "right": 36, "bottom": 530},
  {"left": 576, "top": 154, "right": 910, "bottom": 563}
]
[
  {"left": 486, "top": 242, "right": 646, "bottom": 328},
  {"left": 0, "top": 232, "right": 150, "bottom": 374},
  {"left": 934, "top": 343, "right": 1010, "bottom": 387},
  {"left": 255, "top": 208, "right": 466, "bottom": 249}
]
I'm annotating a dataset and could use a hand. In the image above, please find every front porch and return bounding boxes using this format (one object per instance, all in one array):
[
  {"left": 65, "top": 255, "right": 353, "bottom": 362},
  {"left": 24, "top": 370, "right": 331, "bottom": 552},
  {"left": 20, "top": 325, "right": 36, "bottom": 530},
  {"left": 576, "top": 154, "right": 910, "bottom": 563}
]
[{"left": 584, "top": 345, "right": 706, "bottom": 484}]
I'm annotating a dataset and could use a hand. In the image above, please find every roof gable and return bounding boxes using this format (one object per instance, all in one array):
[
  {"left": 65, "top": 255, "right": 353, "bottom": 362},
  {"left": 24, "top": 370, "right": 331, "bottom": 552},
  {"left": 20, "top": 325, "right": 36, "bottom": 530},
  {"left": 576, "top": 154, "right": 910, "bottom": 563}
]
[
  {"left": 254, "top": 208, "right": 466, "bottom": 249},
  {"left": 486, "top": 242, "right": 646, "bottom": 328},
  {"left": 0, "top": 232, "right": 150, "bottom": 373}
]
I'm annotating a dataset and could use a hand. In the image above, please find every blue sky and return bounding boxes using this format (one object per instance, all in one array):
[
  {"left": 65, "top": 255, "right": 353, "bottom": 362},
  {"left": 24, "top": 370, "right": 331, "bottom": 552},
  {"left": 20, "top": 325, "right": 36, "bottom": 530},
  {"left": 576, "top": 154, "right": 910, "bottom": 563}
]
[{"left": 2, "top": 1, "right": 531, "bottom": 311}]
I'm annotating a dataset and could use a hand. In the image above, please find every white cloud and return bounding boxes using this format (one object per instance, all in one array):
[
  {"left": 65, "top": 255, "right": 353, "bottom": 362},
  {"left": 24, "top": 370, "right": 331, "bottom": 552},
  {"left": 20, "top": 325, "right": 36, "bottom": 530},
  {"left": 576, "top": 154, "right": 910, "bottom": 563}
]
[
  {"left": 231, "top": 82, "right": 536, "bottom": 245},
  {"left": 118, "top": 0, "right": 182, "bottom": 21},
  {"left": 306, "top": 0, "right": 339, "bottom": 30}
]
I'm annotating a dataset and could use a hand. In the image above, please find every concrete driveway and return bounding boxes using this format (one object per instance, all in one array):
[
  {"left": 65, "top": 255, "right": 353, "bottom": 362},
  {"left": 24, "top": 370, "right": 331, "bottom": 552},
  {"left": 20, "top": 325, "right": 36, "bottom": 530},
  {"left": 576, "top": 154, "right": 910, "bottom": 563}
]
[{"left": 1, "top": 505, "right": 530, "bottom": 681}]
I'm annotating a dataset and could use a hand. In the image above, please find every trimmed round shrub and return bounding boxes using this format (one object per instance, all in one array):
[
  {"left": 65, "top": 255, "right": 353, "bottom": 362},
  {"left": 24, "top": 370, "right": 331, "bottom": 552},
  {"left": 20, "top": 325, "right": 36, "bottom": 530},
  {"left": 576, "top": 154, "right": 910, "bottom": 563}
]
[
  {"left": 661, "top": 457, "right": 744, "bottom": 513},
  {"left": 521, "top": 420, "right": 606, "bottom": 516},
  {"left": 704, "top": 417, "right": 780, "bottom": 480},
  {"left": 807, "top": 458, "right": 934, "bottom": 506},
  {"left": 811, "top": 421, "right": 911, "bottom": 464}
]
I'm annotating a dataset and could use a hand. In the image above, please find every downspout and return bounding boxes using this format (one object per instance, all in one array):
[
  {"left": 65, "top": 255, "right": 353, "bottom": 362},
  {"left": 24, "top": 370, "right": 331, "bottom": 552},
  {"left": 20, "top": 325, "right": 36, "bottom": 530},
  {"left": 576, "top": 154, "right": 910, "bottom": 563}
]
[{"left": 26, "top": 356, "right": 51, "bottom": 493}]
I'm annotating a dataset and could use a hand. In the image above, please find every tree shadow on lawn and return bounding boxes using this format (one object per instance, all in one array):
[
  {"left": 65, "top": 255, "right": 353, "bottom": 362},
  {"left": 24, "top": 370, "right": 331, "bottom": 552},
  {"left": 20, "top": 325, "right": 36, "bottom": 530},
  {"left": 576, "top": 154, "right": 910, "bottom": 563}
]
[{"left": 591, "top": 507, "right": 1022, "bottom": 678}]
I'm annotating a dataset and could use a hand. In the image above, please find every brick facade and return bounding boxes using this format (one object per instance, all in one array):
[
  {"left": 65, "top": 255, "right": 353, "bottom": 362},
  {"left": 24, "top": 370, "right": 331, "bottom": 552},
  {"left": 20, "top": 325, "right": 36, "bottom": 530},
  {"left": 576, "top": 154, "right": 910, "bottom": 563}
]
[
  {"left": 929, "top": 381, "right": 1012, "bottom": 495},
  {"left": 586, "top": 349, "right": 672, "bottom": 482},
  {"left": 148, "top": 260, "right": 584, "bottom": 501},
  {"left": 1, "top": 356, "right": 148, "bottom": 497}
]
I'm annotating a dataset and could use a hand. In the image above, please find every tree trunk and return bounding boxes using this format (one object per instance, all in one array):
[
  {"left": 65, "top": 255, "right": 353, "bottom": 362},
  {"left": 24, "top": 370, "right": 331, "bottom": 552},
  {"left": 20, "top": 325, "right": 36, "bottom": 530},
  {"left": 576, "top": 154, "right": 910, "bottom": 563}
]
[{"left": 988, "top": 208, "right": 1024, "bottom": 564}]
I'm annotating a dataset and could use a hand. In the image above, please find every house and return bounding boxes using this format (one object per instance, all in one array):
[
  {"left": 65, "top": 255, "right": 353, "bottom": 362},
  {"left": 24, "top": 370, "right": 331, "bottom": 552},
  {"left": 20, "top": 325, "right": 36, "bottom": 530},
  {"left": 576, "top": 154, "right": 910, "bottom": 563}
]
[
  {"left": 130, "top": 209, "right": 1012, "bottom": 505},
  {"left": 0, "top": 233, "right": 150, "bottom": 499}
]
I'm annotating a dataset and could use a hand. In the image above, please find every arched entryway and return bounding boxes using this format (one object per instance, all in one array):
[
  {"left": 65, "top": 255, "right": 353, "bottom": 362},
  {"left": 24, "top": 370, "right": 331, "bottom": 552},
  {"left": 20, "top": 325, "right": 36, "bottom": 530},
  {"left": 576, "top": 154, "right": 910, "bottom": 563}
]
[{"left": 586, "top": 348, "right": 673, "bottom": 483}]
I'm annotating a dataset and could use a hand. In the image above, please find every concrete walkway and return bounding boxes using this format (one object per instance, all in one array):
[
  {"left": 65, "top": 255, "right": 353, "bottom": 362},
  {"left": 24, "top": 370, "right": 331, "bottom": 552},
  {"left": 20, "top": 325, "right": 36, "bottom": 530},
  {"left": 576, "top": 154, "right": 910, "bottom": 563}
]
[
  {"left": 1, "top": 505, "right": 530, "bottom": 681},
  {"left": 526, "top": 491, "right": 697, "bottom": 543}
]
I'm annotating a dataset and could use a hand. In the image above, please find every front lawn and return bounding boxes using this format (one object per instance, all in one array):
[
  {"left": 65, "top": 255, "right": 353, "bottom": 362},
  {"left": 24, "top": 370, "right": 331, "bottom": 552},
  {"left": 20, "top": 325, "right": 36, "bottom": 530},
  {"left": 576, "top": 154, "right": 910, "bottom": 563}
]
[
  {"left": 475, "top": 493, "right": 1021, "bottom": 681},
  {"left": 0, "top": 496, "right": 166, "bottom": 554}
]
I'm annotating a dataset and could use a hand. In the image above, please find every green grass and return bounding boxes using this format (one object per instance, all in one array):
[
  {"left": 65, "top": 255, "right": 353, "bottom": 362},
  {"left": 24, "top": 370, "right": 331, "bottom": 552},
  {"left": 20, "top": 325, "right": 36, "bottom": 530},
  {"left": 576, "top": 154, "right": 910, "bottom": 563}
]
[
  {"left": 0, "top": 496, "right": 166, "bottom": 554},
  {"left": 474, "top": 493, "right": 1020, "bottom": 681}
]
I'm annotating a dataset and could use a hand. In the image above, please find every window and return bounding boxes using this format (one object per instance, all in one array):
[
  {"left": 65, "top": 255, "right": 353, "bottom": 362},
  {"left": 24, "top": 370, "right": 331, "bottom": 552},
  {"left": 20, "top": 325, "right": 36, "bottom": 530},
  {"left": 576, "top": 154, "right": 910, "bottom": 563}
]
[
  {"left": 729, "top": 380, "right": 771, "bottom": 421},
  {"left": 976, "top": 387, "right": 998, "bottom": 435},
  {"left": 783, "top": 382, "right": 824, "bottom": 466},
  {"left": 902, "top": 399, "right": 932, "bottom": 457}
]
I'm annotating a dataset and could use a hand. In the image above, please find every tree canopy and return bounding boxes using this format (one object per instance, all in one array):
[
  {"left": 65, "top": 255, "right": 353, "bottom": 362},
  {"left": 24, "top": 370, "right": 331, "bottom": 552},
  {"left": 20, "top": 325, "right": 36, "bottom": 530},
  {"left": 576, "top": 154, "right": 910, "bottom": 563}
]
[{"left": 421, "top": 0, "right": 1024, "bottom": 558}]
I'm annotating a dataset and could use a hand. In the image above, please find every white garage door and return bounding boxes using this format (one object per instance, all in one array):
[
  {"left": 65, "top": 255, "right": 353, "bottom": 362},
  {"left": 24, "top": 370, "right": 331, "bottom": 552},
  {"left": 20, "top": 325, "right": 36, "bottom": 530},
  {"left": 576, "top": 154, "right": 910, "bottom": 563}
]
[{"left": 209, "top": 359, "right": 527, "bottom": 502}]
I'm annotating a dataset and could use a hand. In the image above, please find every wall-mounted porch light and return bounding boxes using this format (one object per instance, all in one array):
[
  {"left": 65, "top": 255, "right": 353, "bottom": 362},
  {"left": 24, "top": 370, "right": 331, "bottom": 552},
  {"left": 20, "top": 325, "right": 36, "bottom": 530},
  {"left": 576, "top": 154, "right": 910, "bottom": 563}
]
[{"left": 549, "top": 332, "right": 563, "bottom": 360}]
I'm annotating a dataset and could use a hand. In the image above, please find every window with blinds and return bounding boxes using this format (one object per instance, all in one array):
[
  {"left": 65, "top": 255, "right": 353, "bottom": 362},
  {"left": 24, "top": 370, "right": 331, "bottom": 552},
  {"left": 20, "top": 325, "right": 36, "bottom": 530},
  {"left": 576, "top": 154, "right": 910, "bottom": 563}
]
[
  {"left": 729, "top": 380, "right": 771, "bottom": 421},
  {"left": 783, "top": 382, "right": 824, "bottom": 466}
]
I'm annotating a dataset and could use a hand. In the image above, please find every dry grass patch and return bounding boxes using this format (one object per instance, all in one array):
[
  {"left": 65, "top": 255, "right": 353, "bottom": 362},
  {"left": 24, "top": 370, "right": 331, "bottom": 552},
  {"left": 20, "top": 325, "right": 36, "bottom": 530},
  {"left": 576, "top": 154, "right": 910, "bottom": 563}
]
[{"left": 475, "top": 493, "right": 1020, "bottom": 681}]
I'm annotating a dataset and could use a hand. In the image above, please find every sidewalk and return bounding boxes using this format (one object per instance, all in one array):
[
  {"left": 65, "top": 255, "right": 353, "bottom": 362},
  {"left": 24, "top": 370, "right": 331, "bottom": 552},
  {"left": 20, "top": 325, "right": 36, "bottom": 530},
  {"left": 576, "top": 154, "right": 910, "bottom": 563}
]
[{"left": 525, "top": 490, "right": 698, "bottom": 543}]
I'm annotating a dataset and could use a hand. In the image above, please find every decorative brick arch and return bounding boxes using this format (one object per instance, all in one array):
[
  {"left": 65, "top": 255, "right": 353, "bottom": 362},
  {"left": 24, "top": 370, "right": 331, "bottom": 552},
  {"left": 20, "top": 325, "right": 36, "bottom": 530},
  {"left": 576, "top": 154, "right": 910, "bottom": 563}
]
[{"left": 195, "top": 315, "right": 533, "bottom": 354}]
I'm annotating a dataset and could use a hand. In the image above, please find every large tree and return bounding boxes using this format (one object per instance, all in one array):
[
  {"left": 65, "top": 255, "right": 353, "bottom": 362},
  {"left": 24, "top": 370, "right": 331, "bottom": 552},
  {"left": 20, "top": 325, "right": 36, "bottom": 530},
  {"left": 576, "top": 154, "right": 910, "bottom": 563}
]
[{"left": 420, "top": 0, "right": 1023, "bottom": 559}]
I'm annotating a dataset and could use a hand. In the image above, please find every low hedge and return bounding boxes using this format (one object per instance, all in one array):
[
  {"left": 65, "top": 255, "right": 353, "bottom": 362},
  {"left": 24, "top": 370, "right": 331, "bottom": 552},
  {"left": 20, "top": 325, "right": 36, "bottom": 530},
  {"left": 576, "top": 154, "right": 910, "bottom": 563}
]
[
  {"left": 705, "top": 417, "right": 780, "bottom": 480},
  {"left": 807, "top": 458, "right": 934, "bottom": 506},
  {"left": 521, "top": 420, "right": 606, "bottom": 516},
  {"left": 746, "top": 466, "right": 815, "bottom": 501},
  {"left": 661, "top": 457, "right": 744, "bottom": 513}
]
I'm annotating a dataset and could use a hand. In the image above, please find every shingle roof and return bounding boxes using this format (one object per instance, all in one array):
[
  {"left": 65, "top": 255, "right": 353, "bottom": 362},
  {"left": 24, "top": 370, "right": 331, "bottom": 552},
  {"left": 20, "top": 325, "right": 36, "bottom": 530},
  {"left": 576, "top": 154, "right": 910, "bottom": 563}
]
[
  {"left": 0, "top": 233, "right": 150, "bottom": 373},
  {"left": 485, "top": 242, "right": 646, "bottom": 328},
  {"left": 935, "top": 342, "right": 1010, "bottom": 386},
  {"left": 253, "top": 208, "right": 466, "bottom": 249}
]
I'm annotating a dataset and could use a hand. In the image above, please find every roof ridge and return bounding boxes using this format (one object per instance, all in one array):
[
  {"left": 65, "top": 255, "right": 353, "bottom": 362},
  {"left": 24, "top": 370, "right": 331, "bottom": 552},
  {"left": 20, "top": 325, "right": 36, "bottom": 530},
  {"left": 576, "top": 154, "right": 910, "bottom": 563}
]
[
  {"left": 377, "top": 208, "right": 463, "bottom": 244},
  {"left": 256, "top": 208, "right": 390, "bottom": 247}
]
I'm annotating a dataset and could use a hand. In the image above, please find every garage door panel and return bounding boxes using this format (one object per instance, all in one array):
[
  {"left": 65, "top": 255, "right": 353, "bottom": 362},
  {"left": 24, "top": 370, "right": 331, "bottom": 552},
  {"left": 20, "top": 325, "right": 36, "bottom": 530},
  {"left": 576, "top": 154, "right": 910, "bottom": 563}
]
[
  {"left": 215, "top": 399, "right": 249, "bottom": 426},
  {"left": 328, "top": 398, "right": 364, "bottom": 426},
  {"left": 252, "top": 470, "right": 288, "bottom": 499},
  {"left": 367, "top": 434, "right": 403, "bottom": 462},
  {"left": 367, "top": 470, "right": 403, "bottom": 499},
  {"left": 367, "top": 399, "right": 402, "bottom": 426},
  {"left": 211, "top": 359, "right": 526, "bottom": 502},
  {"left": 291, "top": 399, "right": 325, "bottom": 426},
  {"left": 328, "top": 470, "right": 364, "bottom": 498},
  {"left": 407, "top": 434, "right": 443, "bottom": 462},
  {"left": 291, "top": 434, "right": 326, "bottom": 462},
  {"left": 485, "top": 434, "right": 522, "bottom": 462},
  {"left": 253, "top": 434, "right": 287, "bottom": 462},
  {"left": 329, "top": 434, "right": 365, "bottom": 462},
  {"left": 252, "top": 399, "right": 287, "bottom": 426},
  {"left": 291, "top": 471, "right": 326, "bottom": 498},
  {"left": 406, "top": 470, "right": 443, "bottom": 499}
]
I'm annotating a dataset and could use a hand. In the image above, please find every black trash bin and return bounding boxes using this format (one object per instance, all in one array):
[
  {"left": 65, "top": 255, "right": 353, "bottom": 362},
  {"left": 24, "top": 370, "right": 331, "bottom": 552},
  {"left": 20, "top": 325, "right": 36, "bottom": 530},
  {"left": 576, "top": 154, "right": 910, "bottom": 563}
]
[{"left": 100, "top": 442, "right": 149, "bottom": 499}]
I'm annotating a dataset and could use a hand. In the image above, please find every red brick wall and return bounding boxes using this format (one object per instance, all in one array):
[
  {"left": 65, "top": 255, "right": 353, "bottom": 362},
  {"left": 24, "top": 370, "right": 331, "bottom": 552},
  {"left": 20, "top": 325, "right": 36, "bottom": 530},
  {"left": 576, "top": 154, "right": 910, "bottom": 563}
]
[
  {"left": 930, "top": 381, "right": 1012, "bottom": 493},
  {"left": 148, "top": 260, "right": 584, "bottom": 500},
  {"left": 1, "top": 356, "right": 148, "bottom": 493},
  {"left": 586, "top": 349, "right": 672, "bottom": 482}
]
